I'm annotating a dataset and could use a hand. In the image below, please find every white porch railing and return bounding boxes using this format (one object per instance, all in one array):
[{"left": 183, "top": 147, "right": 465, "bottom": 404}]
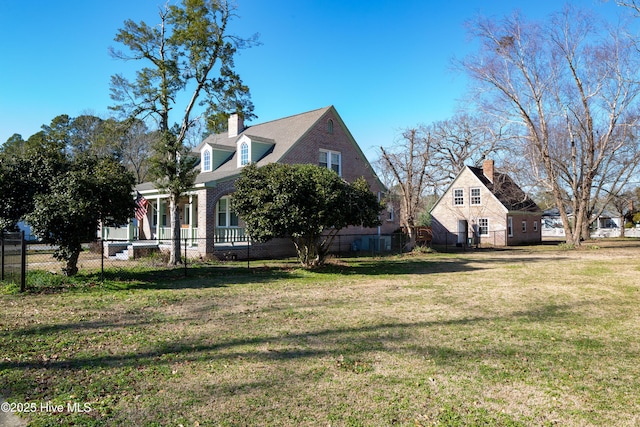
[
  {"left": 215, "top": 227, "right": 246, "bottom": 243},
  {"left": 101, "top": 226, "right": 248, "bottom": 245},
  {"left": 101, "top": 225, "right": 138, "bottom": 240},
  {"left": 157, "top": 227, "right": 199, "bottom": 245}
]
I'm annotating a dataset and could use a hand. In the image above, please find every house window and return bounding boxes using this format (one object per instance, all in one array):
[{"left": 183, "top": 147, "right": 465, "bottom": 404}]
[
  {"left": 508, "top": 217, "right": 513, "bottom": 237},
  {"left": 152, "top": 202, "right": 158, "bottom": 227},
  {"left": 478, "top": 218, "right": 489, "bottom": 236},
  {"left": 471, "top": 188, "right": 481, "bottom": 205},
  {"left": 183, "top": 203, "right": 197, "bottom": 227},
  {"left": 203, "top": 149, "right": 211, "bottom": 172},
  {"left": 453, "top": 189, "right": 464, "bottom": 206},
  {"left": 328, "top": 119, "right": 334, "bottom": 134},
  {"left": 183, "top": 204, "right": 191, "bottom": 225},
  {"left": 240, "top": 142, "right": 249, "bottom": 166},
  {"left": 386, "top": 204, "right": 394, "bottom": 222},
  {"left": 154, "top": 201, "right": 167, "bottom": 227},
  {"left": 217, "top": 197, "right": 239, "bottom": 228},
  {"left": 522, "top": 220, "right": 527, "bottom": 233},
  {"left": 319, "top": 150, "right": 341, "bottom": 176},
  {"left": 533, "top": 220, "right": 538, "bottom": 232}
]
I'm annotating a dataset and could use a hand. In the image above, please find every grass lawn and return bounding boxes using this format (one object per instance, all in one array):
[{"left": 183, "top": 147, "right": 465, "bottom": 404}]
[{"left": 1, "top": 239, "right": 640, "bottom": 426}]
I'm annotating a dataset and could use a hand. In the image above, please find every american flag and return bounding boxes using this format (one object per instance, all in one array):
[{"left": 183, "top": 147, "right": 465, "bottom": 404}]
[{"left": 135, "top": 192, "right": 149, "bottom": 221}]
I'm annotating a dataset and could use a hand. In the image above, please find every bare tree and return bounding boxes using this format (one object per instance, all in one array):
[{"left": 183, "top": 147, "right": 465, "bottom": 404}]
[
  {"left": 610, "top": 190, "right": 635, "bottom": 236},
  {"left": 113, "top": 119, "right": 155, "bottom": 184},
  {"left": 615, "top": 0, "right": 640, "bottom": 15},
  {"left": 427, "top": 113, "right": 512, "bottom": 190},
  {"left": 379, "top": 128, "right": 433, "bottom": 249},
  {"left": 461, "top": 5, "right": 640, "bottom": 245}
]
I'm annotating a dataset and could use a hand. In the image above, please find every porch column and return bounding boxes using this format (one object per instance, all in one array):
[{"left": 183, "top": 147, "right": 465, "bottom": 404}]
[
  {"left": 188, "top": 194, "right": 194, "bottom": 246},
  {"left": 156, "top": 196, "right": 162, "bottom": 243},
  {"left": 198, "top": 188, "right": 216, "bottom": 256}
]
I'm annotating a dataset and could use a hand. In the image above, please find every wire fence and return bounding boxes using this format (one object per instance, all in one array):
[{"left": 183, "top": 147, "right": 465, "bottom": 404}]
[
  {"left": 1, "top": 231, "right": 26, "bottom": 291},
  {"left": 19, "top": 232, "right": 414, "bottom": 285},
  {"left": 10, "top": 228, "right": 542, "bottom": 291},
  {"left": 431, "top": 231, "right": 507, "bottom": 250}
]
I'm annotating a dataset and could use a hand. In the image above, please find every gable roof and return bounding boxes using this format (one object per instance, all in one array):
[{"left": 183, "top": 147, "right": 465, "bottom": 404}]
[
  {"left": 193, "top": 106, "right": 332, "bottom": 185},
  {"left": 136, "top": 105, "right": 386, "bottom": 194},
  {"left": 467, "top": 166, "right": 541, "bottom": 213}
]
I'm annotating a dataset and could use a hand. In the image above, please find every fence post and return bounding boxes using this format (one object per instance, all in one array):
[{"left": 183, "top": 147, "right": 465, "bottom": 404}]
[
  {"left": 1, "top": 232, "right": 4, "bottom": 281},
  {"left": 101, "top": 238, "right": 104, "bottom": 281},
  {"left": 20, "top": 231, "right": 26, "bottom": 292}
]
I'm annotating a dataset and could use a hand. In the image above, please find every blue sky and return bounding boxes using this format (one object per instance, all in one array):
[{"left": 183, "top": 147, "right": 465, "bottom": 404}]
[{"left": 0, "top": 0, "right": 626, "bottom": 162}]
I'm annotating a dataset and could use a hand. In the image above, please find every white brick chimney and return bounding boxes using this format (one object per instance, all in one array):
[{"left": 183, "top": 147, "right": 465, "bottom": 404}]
[
  {"left": 228, "top": 113, "right": 244, "bottom": 138},
  {"left": 482, "top": 159, "right": 494, "bottom": 183}
]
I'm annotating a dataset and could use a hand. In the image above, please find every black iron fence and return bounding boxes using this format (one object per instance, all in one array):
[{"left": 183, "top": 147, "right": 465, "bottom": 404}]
[{"left": 1, "top": 231, "right": 26, "bottom": 291}]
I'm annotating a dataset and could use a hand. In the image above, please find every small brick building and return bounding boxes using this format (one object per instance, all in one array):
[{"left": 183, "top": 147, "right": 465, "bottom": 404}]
[
  {"left": 122, "top": 106, "right": 396, "bottom": 259},
  {"left": 430, "top": 160, "right": 542, "bottom": 247}
]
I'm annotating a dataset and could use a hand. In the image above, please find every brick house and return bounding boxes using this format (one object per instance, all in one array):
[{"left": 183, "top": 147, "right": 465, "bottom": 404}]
[
  {"left": 430, "top": 159, "right": 542, "bottom": 247},
  {"left": 103, "top": 106, "right": 397, "bottom": 259}
]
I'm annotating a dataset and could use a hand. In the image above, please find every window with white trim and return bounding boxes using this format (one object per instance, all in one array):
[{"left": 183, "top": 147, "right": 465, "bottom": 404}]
[
  {"left": 203, "top": 149, "right": 211, "bottom": 172},
  {"left": 478, "top": 218, "right": 489, "bottom": 236},
  {"left": 217, "top": 197, "right": 239, "bottom": 227},
  {"left": 533, "top": 220, "right": 538, "bottom": 232},
  {"left": 240, "top": 142, "right": 249, "bottom": 166},
  {"left": 453, "top": 189, "right": 464, "bottom": 206},
  {"left": 470, "top": 188, "right": 481, "bottom": 205},
  {"left": 522, "top": 220, "right": 527, "bottom": 233},
  {"left": 319, "top": 150, "right": 341, "bottom": 176}
]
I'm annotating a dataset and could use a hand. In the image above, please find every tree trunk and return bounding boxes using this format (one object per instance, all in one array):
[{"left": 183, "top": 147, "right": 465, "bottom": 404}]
[
  {"left": 169, "top": 193, "right": 182, "bottom": 265},
  {"left": 292, "top": 235, "right": 323, "bottom": 268},
  {"left": 63, "top": 249, "right": 80, "bottom": 277}
]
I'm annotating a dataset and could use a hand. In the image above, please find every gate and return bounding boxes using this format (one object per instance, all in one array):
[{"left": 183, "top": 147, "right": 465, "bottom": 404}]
[{"left": 1, "top": 231, "right": 26, "bottom": 292}]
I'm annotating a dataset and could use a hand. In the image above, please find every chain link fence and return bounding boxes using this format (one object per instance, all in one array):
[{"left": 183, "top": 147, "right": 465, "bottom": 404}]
[
  {"left": 1, "top": 231, "right": 26, "bottom": 291},
  {"left": 20, "top": 232, "right": 413, "bottom": 284}
]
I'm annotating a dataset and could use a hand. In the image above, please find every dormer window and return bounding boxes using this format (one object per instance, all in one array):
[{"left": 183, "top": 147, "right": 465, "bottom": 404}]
[
  {"left": 236, "top": 135, "right": 274, "bottom": 168},
  {"left": 240, "top": 142, "right": 249, "bottom": 166},
  {"left": 203, "top": 149, "right": 211, "bottom": 172}
]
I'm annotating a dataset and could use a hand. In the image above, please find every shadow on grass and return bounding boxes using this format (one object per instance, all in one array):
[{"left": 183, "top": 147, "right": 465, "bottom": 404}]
[
  {"left": 0, "top": 301, "right": 584, "bottom": 374},
  {"left": 15, "top": 251, "right": 570, "bottom": 294}
]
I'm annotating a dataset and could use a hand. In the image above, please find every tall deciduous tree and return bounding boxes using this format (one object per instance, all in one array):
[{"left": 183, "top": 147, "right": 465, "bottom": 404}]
[
  {"left": 110, "top": 0, "right": 257, "bottom": 264},
  {"left": 427, "top": 113, "right": 512, "bottom": 188},
  {"left": 232, "top": 163, "right": 382, "bottom": 267},
  {"left": 461, "top": 6, "right": 640, "bottom": 245},
  {"left": 378, "top": 128, "right": 434, "bottom": 250}
]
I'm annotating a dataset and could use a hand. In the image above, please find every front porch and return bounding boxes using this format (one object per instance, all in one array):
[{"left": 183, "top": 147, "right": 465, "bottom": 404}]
[
  {"left": 100, "top": 187, "right": 251, "bottom": 259},
  {"left": 100, "top": 225, "right": 248, "bottom": 245}
]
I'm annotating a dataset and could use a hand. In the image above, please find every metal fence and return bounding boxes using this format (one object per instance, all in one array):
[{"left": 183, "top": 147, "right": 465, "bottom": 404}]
[
  {"left": 430, "top": 230, "right": 507, "bottom": 251},
  {"left": 19, "top": 233, "right": 412, "bottom": 284},
  {"left": 1, "top": 231, "right": 26, "bottom": 291}
]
